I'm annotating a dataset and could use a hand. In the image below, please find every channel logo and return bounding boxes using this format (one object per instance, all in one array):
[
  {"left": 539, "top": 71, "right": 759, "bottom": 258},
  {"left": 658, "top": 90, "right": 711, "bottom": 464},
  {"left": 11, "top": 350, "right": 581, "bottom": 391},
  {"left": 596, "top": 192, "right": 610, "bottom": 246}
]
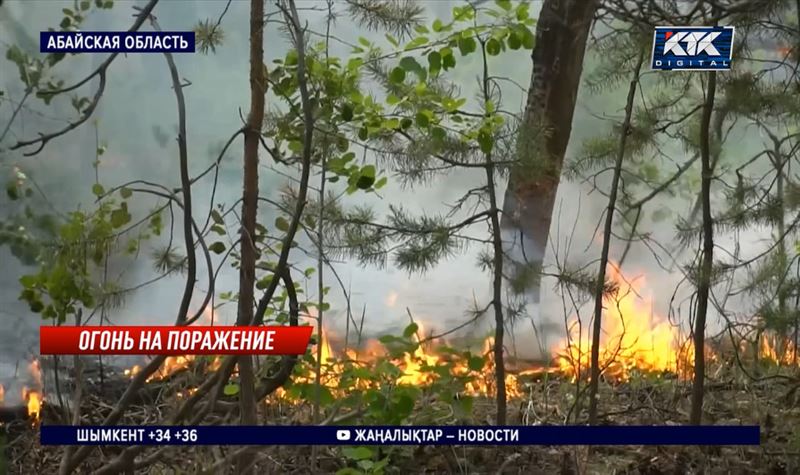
[
  {"left": 651, "top": 26, "right": 734, "bottom": 71},
  {"left": 336, "top": 430, "right": 351, "bottom": 441}
]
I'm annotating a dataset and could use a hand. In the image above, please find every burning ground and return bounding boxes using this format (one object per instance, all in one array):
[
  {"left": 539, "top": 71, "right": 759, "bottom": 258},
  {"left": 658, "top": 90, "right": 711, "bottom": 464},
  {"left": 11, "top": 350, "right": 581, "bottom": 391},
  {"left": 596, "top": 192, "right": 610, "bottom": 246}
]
[{"left": 5, "top": 264, "right": 800, "bottom": 473}]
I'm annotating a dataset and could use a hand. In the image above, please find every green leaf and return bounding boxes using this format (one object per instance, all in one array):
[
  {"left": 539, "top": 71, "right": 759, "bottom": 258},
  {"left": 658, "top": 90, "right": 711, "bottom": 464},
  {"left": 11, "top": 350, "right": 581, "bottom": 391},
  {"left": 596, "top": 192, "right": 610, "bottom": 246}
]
[
  {"left": 20, "top": 274, "right": 39, "bottom": 289},
  {"left": 458, "top": 36, "right": 477, "bottom": 56},
  {"left": 399, "top": 56, "right": 427, "bottom": 81},
  {"left": 393, "top": 391, "right": 416, "bottom": 416},
  {"left": 92, "top": 183, "right": 105, "bottom": 197},
  {"left": 346, "top": 57, "right": 363, "bottom": 71},
  {"left": 415, "top": 111, "right": 430, "bottom": 128},
  {"left": 403, "top": 322, "right": 419, "bottom": 338},
  {"left": 486, "top": 37, "right": 501, "bottom": 56},
  {"left": 400, "top": 56, "right": 421, "bottom": 72},
  {"left": 110, "top": 208, "right": 131, "bottom": 228},
  {"left": 285, "top": 50, "right": 298, "bottom": 66},
  {"left": 478, "top": 130, "right": 494, "bottom": 154},
  {"left": 521, "top": 26, "right": 535, "bottom": 49},
  {"left": 256, "top": 276, "right": 272, "bottom": 290},
  {"left": 209, "top": 242, "right": 226, "bottom": 254},
  {"left": 496, "top": 0, "right": 512, "bottom": 10},
  {"left": 389, "top": 67, "right": 406, "bottom": 84},
  {"left": 340, "top": 103, "right": 354, "bottom": 121},
  {"left": 405, "top": 36, "right": 429, "bottom": 49},
  {"left": 431, "top": 126, "right": 446, "bottom": 143},
  {"left": 442, "top": 50, "right": 456, "bottom": 70},
  {"left": 516, "top": 2, "right": 530, "bottom": 20},
  {"left": 342, "top": 446, "right": 373, "bottom": 461},
  {"left": 432, "top": 19, "right": 444, "bottom": 32},
  {"left": 428, "top": 51, "right": 442, "bottom": 74},
  {"left": 223, "top": 383, "right": 240, "bottom": 396},
  {"left": 211, "top": 209, "right": 224, "bottom": 225},
  {"left": 379, "top": 334, "right": 398, "bottom": 344},
  {"left": 275, "top": 216, "right": 290, "bottom": 232},
  {"left": 356, "top": 165, "right": 376, "bottom": 189},
  {"left": 507, "top": 31, "right": 522, "bottom": 50},
  {"left": 120, "top": 187, "right": 132, "bottom": 199},
  {"left": 29, "top": 300, "right": 44, "bottom": 313},
  {"left": 468, "top": 355, "right": 485, "bottom": 371}
]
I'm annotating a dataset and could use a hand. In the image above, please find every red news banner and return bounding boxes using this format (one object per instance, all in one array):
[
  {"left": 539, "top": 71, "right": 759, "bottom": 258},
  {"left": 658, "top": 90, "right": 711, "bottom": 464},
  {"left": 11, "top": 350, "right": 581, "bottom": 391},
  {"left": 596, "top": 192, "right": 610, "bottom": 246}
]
[{"left": 40, "top": 326, "right": 313, "bottom": 355}]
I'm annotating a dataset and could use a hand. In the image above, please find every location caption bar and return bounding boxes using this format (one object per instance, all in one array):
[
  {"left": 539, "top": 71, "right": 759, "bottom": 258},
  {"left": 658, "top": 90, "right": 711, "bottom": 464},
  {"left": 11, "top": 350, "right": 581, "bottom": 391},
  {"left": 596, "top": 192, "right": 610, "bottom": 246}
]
[
  {"left": 39, "top": 326, "right": 313, "bottom": 355},
  {"left": 40, "top": 31, "right": 195, "bottom": 53},
  {"left": 41, "top": 425, "right": 761, "bottom": 446}
]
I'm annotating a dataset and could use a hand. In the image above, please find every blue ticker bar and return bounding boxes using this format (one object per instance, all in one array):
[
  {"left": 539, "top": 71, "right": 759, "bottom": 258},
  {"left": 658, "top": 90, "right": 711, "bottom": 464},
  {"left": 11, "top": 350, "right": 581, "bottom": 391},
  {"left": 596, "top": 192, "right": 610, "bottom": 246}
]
[{"left": 40, "top": 425, "right": 761, "bottom": 446}]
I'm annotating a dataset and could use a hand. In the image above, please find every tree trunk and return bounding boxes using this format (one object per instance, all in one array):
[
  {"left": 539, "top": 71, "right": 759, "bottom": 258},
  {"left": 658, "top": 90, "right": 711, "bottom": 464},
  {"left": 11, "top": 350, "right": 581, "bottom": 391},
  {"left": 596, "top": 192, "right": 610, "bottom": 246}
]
[
  {"left": 501, "top": 0, "right": 598, "bottom": 299},
  {"left": 236, "top": 0, "right": 265, "bottom": 471},
  {"left": 690, "top": 70, "right": 717, "bottom": 426},
  {"left": 587, "top": 50, "right": 644, "bottom": 425}
]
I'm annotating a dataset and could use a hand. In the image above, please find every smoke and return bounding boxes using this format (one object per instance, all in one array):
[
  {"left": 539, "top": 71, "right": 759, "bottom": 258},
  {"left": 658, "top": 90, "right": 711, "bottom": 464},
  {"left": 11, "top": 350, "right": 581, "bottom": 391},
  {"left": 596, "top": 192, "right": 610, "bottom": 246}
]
[{"left": 0, "top": 0, "right": 781, "bottom": 377}]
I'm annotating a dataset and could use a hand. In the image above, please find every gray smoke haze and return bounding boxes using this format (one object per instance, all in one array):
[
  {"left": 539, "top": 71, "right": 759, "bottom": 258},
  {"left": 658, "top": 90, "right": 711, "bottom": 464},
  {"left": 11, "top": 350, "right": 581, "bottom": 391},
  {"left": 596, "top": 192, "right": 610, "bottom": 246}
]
[{"left": 0, "top": 1, "right": 776, "bottom": 402}]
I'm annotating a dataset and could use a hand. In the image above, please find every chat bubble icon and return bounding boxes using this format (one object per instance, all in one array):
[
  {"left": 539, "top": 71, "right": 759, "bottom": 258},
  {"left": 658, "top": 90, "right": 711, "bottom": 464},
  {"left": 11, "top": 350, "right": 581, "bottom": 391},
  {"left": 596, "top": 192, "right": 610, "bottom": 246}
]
[{"left": 336, "top": 430, "right": 351, "bottom": 441}]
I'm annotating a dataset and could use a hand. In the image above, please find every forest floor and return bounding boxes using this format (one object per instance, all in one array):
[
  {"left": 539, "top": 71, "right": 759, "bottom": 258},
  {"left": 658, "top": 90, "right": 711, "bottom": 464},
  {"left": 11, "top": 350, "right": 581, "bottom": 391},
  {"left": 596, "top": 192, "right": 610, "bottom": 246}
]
[{"left": 5, "top": 361, "right": 800, "bottom": 474}]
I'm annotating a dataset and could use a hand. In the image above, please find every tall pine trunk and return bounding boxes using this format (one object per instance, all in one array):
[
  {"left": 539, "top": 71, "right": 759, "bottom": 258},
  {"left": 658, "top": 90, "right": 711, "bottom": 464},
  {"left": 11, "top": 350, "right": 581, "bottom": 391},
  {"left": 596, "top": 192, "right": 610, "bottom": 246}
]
[
  {"left": 501, "top": 0, "right": 597, "bottom": 297},
  {"left": 690, "top": 70, "right": 717, "bottom": 426}
]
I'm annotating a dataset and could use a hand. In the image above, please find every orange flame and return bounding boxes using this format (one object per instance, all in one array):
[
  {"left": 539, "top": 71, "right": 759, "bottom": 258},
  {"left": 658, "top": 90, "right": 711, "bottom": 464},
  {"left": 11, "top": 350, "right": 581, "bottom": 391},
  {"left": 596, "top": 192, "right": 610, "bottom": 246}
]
[
  {"left": 23, "top": 387, "right": 42, "bottom": 421},
  {"left": 124, "top": 265, "right": 800, "bottom": 405},
  {"left": 25, "top": 359, "right": 44, "bottom": 422},
  {"left": 758, "top": 334, "right": 797, "bottom": 365},
  {"left": 0, "top": 384, "right": 4, "bottom": 405},
  {"left": 279, "top": 323, "right": 526, "bottom": 401},
  {"left": 554, "top": 263, "right": 696, "bottom": 382}
]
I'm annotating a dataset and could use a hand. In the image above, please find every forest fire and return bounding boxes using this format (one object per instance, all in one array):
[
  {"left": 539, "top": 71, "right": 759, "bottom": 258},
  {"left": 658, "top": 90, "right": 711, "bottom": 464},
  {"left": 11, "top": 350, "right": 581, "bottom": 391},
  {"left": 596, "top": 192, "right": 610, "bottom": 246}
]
[
  {"left": 119, "top": 267, "right": 800, "bottom": 402},
  {"left": 553, "top": 264, "right": 696, "bottom": 382},
  {"left": 277, "top": 323, "right": 528, "bottom": 400}
]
